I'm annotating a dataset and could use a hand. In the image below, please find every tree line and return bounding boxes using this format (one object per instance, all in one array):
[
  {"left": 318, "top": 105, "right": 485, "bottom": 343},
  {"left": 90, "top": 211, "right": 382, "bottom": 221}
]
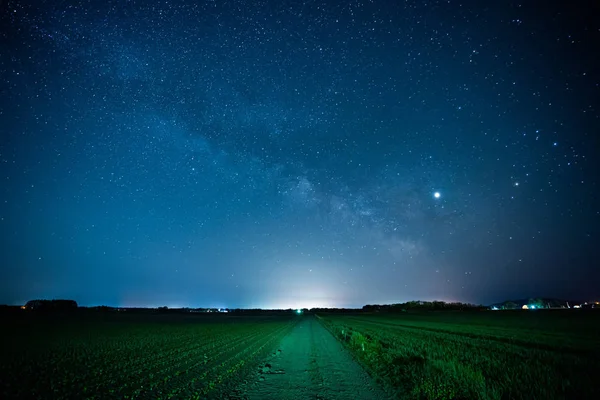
[{"left": 362, "top": 300, "right": 486, "bottom": 312}]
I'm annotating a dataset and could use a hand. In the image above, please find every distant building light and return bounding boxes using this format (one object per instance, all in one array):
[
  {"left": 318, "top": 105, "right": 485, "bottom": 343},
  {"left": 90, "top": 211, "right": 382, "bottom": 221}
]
[
  {"left": 491, "top": 306, "right": 499, "bottom": 310},
  {"left": 573, "top": 305, "right": 581, "bottom": 308},
  {"left": 522, "top": 305, "right": 529, "bottom": 310}
]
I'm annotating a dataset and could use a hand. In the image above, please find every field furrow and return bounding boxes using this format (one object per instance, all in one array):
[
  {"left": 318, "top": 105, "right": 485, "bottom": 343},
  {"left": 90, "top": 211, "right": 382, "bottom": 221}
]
[{"left": 0, "top": 313, "right": 299, "bottom": 400}]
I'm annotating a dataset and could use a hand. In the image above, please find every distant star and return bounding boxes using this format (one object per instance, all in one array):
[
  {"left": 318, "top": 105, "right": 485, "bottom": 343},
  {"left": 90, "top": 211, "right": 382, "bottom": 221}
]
[{"left": 434, "top": 192, "right": 441, "bottom": 199}]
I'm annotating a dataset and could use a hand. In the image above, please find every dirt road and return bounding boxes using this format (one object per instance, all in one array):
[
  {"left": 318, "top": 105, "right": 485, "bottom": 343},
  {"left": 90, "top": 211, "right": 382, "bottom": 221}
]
[{"left": 238, "top": 316, "right": 388, "bottom": 400}]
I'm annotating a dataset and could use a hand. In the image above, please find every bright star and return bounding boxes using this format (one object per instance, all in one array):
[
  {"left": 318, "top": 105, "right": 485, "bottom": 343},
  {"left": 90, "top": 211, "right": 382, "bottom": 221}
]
[{"left": 434, "top": 192, "right": 441, "bottom": 199}]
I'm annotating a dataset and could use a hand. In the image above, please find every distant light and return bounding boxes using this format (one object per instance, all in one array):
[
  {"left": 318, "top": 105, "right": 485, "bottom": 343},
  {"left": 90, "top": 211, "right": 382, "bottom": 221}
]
[
  {"left": 434, "top": 192, "right": 441, "bottom": 199},
  {"left": 296, "top": 309, "right": 302, "bottom": 314},
  {"left": 530, "top": 305, "right": 535, "bottom": 309},
  {"left": 491, "top": 306, "right": 499, "bottom": 311}
]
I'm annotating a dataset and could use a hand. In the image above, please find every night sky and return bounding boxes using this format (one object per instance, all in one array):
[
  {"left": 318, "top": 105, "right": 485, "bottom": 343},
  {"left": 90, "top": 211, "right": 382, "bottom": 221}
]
[{"left": 1, "top": 1, "right": 598, "bottom": 308}]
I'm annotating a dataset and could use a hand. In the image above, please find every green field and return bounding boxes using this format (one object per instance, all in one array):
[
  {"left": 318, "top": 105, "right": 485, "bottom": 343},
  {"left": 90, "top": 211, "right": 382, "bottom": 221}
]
[
  {"left": 317, "top": 310, "right": 600, "bottom": 400},
  {"left": 0, "top": 311, "right": 297, "bottom": 399},
  {"left": 1, "top": 310, "right": 599, "bottom": 399}
]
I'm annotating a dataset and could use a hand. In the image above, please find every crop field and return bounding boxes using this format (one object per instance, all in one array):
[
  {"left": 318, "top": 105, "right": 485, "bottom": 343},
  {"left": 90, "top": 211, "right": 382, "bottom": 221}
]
[
  {"left": 317, "top": 310, "right": 600, "bottom": 400},
  {"left": 3, "top": 309, "right": 599, "bottom": 400},
  {"left": 0, "top": 312, "right": 297, "bottom": 399}
]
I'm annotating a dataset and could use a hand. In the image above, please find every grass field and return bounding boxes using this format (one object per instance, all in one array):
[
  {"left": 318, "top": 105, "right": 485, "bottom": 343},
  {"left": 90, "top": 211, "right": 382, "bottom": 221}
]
[
  {"left": 2, "top": 309, "right": 599, "bottom": 399},
  {"left": 317, "top": 310, "right": 600, "bottom": 400},
  {"left": 0, "top": 311, "right": 297, "bottom": 399}
]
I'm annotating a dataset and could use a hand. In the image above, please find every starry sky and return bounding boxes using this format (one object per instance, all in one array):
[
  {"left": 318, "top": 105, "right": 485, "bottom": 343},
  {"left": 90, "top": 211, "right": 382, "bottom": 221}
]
[{"left": 1, "top": 0, "right": 598, "bottom": 308}]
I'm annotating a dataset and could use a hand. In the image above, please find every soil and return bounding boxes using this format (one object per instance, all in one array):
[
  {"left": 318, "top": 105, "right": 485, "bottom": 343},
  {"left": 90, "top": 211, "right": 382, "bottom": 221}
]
[{"left": 231, "top": 316, "right": 389, "bottom": 400}]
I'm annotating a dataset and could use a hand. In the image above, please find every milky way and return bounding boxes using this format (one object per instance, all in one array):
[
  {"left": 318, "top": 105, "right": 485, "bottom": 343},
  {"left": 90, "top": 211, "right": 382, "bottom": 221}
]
[{"left": 1, "top": 0, "right": 598, "bottom": 308}]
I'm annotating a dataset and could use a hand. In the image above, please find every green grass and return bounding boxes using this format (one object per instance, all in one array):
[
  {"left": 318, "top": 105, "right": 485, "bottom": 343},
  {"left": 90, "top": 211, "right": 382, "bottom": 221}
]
[
  {"left": 317, "top": 310, "right": 600, "bottom": 400},
  {"left": 0, "top": 312, "right": 296, "bottom": 399}
]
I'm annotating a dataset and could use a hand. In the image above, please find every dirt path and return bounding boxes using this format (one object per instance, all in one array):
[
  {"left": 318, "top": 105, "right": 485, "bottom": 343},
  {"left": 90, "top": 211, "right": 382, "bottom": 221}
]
[{"left": 238, "top": 316, "right": 388, "bottom": 400}]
